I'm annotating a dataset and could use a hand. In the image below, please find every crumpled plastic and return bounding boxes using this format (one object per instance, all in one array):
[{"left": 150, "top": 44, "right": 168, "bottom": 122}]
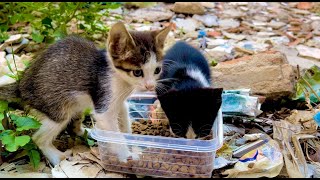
[{"left": 222, "top": 138, "right": 283, "bottom": 178}]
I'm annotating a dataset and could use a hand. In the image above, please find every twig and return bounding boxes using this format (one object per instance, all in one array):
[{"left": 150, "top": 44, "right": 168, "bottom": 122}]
[{"left": 301, "top": 76, "right": 320, "bottom": 103}]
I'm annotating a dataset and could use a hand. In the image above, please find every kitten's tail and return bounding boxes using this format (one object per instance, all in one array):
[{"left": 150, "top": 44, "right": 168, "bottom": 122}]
[{"left": 0, "top": 82, "right": 20, "bottom": 102}]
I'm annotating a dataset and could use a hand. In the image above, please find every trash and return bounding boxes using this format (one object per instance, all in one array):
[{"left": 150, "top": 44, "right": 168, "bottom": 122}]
[
  {"left": 222, "top": 138, "right": 283, "bottom": 178},
  {"left": 313, "top": 112, "right": 320, "bottom": 127},
  {"left": 197, "top": 30, "right": 206, "bottom": 38},
  {"left": 222, "top": 89, "right": 263, "bottom": 117}
]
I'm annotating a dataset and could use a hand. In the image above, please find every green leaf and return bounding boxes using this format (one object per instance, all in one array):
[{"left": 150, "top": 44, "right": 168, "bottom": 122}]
[
  {"left": 42, "top": 17, "right": 53, "bottom": 29},
  {"left": 83, "top": 129, "right": 95, "bottom": 146},
  {"left": 0, "top": 113, "right": 4, "bottom": 130},
  {"left": 0, "top": 101, "right": 8, "bottom": 112},
  {"left": 2, "top": 135, "right": 30, "bottom": 152},
  {"left": 31, "top": 32, "right": 44, "bottom": 43},
  {"left": 10, "top": 115, "right": 41, "bottom": 131},
  {"left": 10, "top": 14, "right": 20, "bottom": 24},
  {"left": 0, "top": 130, "right": 13, "bottom": 140},
  {"left": 79, "top": 24, "right": 85, "bottom": 30},
  {"left": 87, "top": 138, "right": 94, "bottom": 146},
  {"left": 28, "top": 149, "right": 41, "bottom": 169}
]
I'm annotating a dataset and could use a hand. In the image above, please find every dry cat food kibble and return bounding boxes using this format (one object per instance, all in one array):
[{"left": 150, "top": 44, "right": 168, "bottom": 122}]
[
  {"left": 101, "top": 147, "right": 214, "bottom": 178},
  {"left": 131, "top": 119, "right": 172, "bottom": 137}
]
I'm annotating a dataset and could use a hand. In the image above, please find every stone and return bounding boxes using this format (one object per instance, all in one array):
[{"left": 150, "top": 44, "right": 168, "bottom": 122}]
[
  {"left": 222, "top": 31, "right": 246, "bottom": 41},
  {"left": 297, "top": 2, "right": 313, "bottom": 10},
  {"left": 268, "top": 21, "right": 286, "bottom": 29},
  {"left": 256, "top": 32, "right": 277, "bottom": 37},
  {"left": 0, "top": 43, "right": 7, "bottom": 51},
  {"left": 0, "top": 51, "right": 6, "bottom": 66},
  {"left": 229, "top": 2, "right": 248, "bottom": 6},
  {"left": 222, "top": 9, "right": 245, "bottom": 19},
  {"left": 5, "top": 38, "right": 29, "bottom": 54},
  {"left": 183, "top": 31, "right": 198, "bottom": 40},
  {"left": 4, "top": 34, "right": 23, "bottom": 45},
  {"left": 296, "top": 45, "right": 320, "bottom": 60},
  {"left": 128, "top": 7, "right": 174, "bottom": 22},
  {"left": 206, "top": 38, "right": 229, "bottom": 49},
  {"left": 174, "top": 18, "right": 201, "bottom": 33},
  {"left": 207, "top": 31, "right": 222, "bottom": 38},
  {"left": 292, "top": 9, "right": 311, "bottom": 15},
  {"left": 200, "top": 2, "right": 215, "bottom": 9},
  {"left": 172, "top": 2, "right": 205, "bottom": 15},
  {"left": 274, "top": 45, "right": 320, "bottom": 71},
  {"left": 192, "top": 14, "right": 218, "bottom": 27},
  {"left": 219, "top": 19, "right": 240, "bottom": 29},
  {"left": 109, "top": 7, "right": 123, "bottom": 14},
  {"left": 204, "top": 49, "right": 234, "bottom": 62},
  {"left": 211, "top": 51, "right": 295, "bottom": 100}
]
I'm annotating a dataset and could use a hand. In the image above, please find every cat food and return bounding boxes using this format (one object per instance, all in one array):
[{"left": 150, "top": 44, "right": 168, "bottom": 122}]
[
  {"left": 100, "top": 147, "right": 214, "bottom": 178},
  {"left": 90, "top": 92, "right": 223, "bottom": 178}
]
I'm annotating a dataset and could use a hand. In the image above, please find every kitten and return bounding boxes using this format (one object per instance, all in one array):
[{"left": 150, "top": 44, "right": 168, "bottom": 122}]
[
  {"left": 156, "top": 41, "right": 219, "bottom": 139},
  {"left": 17, "top": 22, "right": 171, "bottom": 166}
]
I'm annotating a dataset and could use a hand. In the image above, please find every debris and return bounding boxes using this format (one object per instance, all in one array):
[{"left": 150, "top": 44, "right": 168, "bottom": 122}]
[
  {"left": 297, "top": 2, "right": 314, "bottom": 10},
  {"left": 192, "top": 14, "right": 218, "bottom": 27},
  {"left": 222, "top": 89, "right": 263, "bottom": 117},
  {"left": 211, "top": 51, "right": 295, "bottom": 100},
  {"left": 128, "top": 7, "right": 174, "bottom": 22},
  {"left": 5, "top": 38, "right": 29, "bottom": 54},
  {"left": 293, "top": 65, "right": 320, "bottom": 104},
  {"left": 218, "top": 19, "right": 240, "bottom": 29},
  {"left": 172, "top": 2, "right": 205, "bottom": 15},
  {"left": 222, "top": 31, "right": 246, "bottom": 41},
  {"left": 222, "top": 138, "right": 283, "bottom": 178},
  {"left": 296, "top": 45, "right": 320, "bottom": 60},
  {"left": 174, "top": 18, "right": 201, "bottom": 33}
]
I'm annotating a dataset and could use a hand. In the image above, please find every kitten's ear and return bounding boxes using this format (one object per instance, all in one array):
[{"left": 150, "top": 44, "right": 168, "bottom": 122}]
[
  {"left": 154, "top": 24, "right": 172, "bottom": 49},
  {"left": 107, "top": 22, "right": 136, "bottom": 58}
]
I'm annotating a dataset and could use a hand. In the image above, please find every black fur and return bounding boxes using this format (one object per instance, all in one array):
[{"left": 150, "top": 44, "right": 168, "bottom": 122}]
[
  {"left": 156, "top": 41, "right": 211, "bottom": 94},
  {"left": 156, "top": 41, "right": 222, "bottom": 139}
]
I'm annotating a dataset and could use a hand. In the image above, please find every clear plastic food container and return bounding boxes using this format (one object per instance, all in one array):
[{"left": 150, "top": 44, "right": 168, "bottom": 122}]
[{"left": 90, "top": 92, "right": 223, "bottom": 178}]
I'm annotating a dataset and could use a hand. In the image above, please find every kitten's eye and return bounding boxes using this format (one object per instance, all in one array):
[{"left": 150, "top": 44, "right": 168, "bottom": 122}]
[
  {"left": 154, "top": 67, "right": 161, "bottom": 74},
  {"left": 133, "top": 69, "right": 143, "bottom": 77}
]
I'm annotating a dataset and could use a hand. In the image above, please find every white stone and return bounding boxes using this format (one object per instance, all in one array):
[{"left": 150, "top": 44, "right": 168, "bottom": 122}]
[
  {"left": 4, "top": 34, "right": 23, "bottom": 45},
  {"left": 296, "top": 45, "right": 320, "bottom": 60},
  {"left": 218, "top": 19, "right": 240, "bottom": 29},
  {"left": 192, "top": 14, "right": 218, "bottom": 27},
  {"left": 174, "top": 18, "right": 201, "bottom": 33}
]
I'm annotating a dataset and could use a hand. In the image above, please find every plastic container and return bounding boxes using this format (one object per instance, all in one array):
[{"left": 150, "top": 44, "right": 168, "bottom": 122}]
[{"left": 90, "top": 92, "right": 223, "bottom": 178}]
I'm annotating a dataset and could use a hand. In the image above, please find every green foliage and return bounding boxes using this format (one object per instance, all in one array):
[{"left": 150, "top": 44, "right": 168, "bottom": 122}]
[
  {"left": 0, "top": 100, "right": 42, "bottom": 169},
  {"left": 83, "top": 129, "right": 95, "bottom": 147},
  {"left": 0, "top": 2, "right": 122, "bottom": 43}
]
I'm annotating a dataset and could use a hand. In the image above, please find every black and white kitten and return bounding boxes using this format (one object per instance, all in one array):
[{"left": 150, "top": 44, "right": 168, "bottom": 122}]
[{"left": 156, "top": 41, "right": 222, "bottom": 139}]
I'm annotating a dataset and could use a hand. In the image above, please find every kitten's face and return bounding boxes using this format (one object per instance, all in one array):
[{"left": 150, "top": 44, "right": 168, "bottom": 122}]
[{"left": 107, "top": 22, "right": 171, "bottom": 91}]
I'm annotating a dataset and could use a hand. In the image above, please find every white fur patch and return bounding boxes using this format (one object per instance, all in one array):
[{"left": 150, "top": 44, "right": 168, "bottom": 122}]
[
  {"left": 186, "top": 68, "right": 210, "bottom": 87},
  {"left": 141, "top": 51, "right": 159, "bottom": 91}
]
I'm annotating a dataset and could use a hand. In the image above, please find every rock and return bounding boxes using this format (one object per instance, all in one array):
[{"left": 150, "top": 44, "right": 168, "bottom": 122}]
[
  {"left": 312, "top": 21, "right": 320, "bottom": 31},
  {"left": 5, "top": 38, "right": 29, "bottom": 54},
  {"left": 268, "top": 21, "right": 286, "bottom": 29},
  {"left": 177, "top": 14, "right": 185, "bottom": 18},
  {"left": 222, "top": 9, "right": 245, "bottom": 18},
  {"left": 0, "top": 51, "right": 6, "bottom": 67},
  {"left": 174, "top": 18, "right": 201, "bottom": 33},
  {"left": 207, "top": 31, "right": 222, "bottom": 38},
  {"left": 200, "top": 2, "right": 215, "bottom": 9},
  {"left": 296, "top": 45, "right": 320, "bottom": 60},
  {"left": 256, "top": 32, "right": 277, "bottom": 37},
  {"left": 172, "top": 2, "right": 205, "bottom": 15},
  {"left": 204, "top": 49, "right": 234, "bottom": 62},
  {"left": 109, "top": 7, "right": 123, "bottom": 15},
  {"left": 229, "top": 2, "right": 248, "bottom": 6},
  {"left": 292, "top": 9, "right": 311, "bottom": 15},
  {"left": 297, "top": 2, "right": 313, "bottom": 10},
  {"left": 192, "top": 14, "right": 218, "bottom": 27},
  {"left": 206, "top": 38, "right": 229, "bottom": 49},
  {"left": 164, "top": 33, "right": 176, "bottom": 52},
  {"left": 211, "top": 51, "right": 295, "bottom": 100},
  {"left": 275, "top": 45, "right": 320, "bottom": 71},
  {"left": 4, "top": 34, "right": 23, "bottom": 45},
  {"left": 0, "top": 43, "right": 7, "bottom": 51},
  {"left": 128, "top": 7, "right": 174, "bottom": 22},
  {"left": 222, "top": 31, "right": 246, "bottom": 41},
  {"left": 219, "top": 19, "right": 240, "bottom": 29},
  {"left": 183, "top": 31, "right": 198, "bottom": 40}
]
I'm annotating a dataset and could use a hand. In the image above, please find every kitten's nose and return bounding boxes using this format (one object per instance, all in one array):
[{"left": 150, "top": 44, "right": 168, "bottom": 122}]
[{"left": 145, "top": 84, "right": 155, "bottom": 91}]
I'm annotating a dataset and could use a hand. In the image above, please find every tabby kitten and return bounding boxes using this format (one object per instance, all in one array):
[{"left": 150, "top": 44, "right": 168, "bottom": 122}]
[{"left": 18, "top": 22, "right": 171, "bottom": 166}]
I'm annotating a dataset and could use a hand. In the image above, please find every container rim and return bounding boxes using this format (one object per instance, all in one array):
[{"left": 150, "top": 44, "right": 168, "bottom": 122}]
[{"left": 90, "top": 108, "right": 223, "bottom": 152}]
